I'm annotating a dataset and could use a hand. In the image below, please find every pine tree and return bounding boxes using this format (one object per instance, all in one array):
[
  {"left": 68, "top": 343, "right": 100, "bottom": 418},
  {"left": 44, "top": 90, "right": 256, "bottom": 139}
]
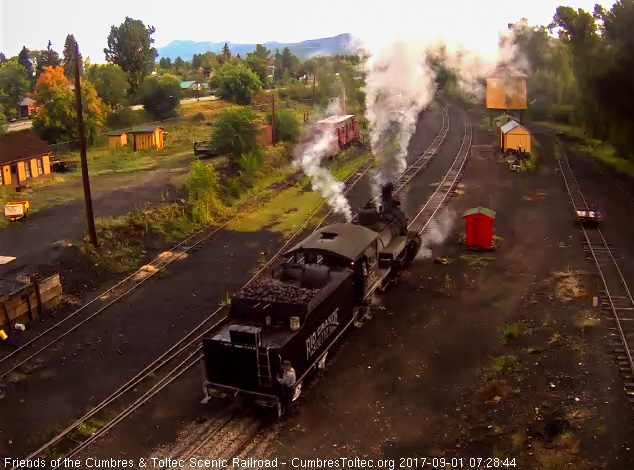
[
  {"left": 36, "top": 40, "right": 61, "bottom": 77},
  {"left": 63, "top": 34, "right": 82, "bottom": 76},
  {"left": 220, "top": 43, "right": 232, "bottom": 64},
  {"left": 17, "top": 46, "right": 33, "bottom": 78}
]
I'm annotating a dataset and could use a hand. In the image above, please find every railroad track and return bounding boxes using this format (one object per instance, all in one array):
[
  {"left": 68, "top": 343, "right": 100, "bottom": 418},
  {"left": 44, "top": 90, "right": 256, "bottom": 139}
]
[
  {"left": 8, "top": 149, "right": 375, "bottom": 470},
  {"left": 315, "top": 103, "right": 451, "bottom": 230},
  {"left": 0, "top": 154, "right": 367, "bottom": 382},
  {"left": 408, "top": 107, "right": 472, "bottom": 234},
  {"left": 556, "top": 138, "right": 634, "bottom": 407},
  {"left": 11, "top": 105, "right": 458, "bottom": 468}
]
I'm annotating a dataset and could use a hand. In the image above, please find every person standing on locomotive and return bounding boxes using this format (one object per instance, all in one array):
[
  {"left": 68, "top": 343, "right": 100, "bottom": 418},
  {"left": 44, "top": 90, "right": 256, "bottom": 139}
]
[{"left": 277, "top": 360, "right": 297, "bottom": 403}]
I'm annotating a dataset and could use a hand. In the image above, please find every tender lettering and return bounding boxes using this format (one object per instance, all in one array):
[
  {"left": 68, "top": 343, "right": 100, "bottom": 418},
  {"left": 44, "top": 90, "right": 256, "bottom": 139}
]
[{"left": 306, "top": 309, "right": 339, "bottom": 360}]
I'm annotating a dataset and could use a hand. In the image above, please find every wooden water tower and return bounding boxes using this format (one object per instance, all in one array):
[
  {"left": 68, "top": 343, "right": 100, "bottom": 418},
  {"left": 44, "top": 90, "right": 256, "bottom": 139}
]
[{"left": 486, "top": 66, "right": 527, "bottom": 124}]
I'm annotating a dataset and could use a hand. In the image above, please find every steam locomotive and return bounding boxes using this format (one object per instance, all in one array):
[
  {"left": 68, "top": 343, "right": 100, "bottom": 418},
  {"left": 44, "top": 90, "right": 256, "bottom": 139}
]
[{"left": 201, "top": 184, "right": 421, "bottom": 416}]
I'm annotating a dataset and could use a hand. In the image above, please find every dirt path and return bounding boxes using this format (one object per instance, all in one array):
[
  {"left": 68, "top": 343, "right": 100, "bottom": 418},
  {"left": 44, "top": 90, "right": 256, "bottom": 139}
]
[
  {"left": 251, "top": 114, "right": 634, "bottom": 468},
  {"left": 0, "top": 166, "right": 189, "bottom": 276}
]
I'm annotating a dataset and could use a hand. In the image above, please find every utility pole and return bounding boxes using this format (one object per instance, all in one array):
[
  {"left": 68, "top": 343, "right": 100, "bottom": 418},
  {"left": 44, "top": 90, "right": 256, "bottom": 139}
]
[
  {"left": 342, "top": 86, "right": 347, "bottom": 115},
  {"left": 312, "top": 73, "right": 316, "bottom": 107},
  {"left": 271, "top": 93, "right": 276, "bottom": 145},
  {"left": 73, "top": 43, "right": 98, "bottom": 248}
]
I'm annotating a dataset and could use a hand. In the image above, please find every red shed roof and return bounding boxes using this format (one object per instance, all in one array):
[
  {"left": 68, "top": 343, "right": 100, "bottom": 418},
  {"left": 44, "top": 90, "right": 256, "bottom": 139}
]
[
  {"left": 0, "top": 130, "right": 51, "bottom": 165},
  {"left": 463, "top": 206, "right": 496, "bottom": 219}
]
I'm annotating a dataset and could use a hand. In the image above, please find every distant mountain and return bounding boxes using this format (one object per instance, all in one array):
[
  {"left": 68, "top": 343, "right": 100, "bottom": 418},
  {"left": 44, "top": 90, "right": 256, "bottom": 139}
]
[{"left": 157, "top": 33, "right": 358, "bottom": 61}]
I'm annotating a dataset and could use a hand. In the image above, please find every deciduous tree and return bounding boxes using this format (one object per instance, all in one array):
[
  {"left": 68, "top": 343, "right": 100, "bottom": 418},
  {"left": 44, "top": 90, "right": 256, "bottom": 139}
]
[
  {"left": 104, "top": 17, "right": 158, "bottom": 96},
  {"left": 266, "top": 108, "right": 300, "bottom": 143},
  {"left": 0, "top": 60, "right": 30, "bottom": 109},
  {"left": 85, "top": 63, "right": 129, "bottom": 111},
  {"left": 32, "top": 66, "right": 106, "bottom": 144},
  {"left": 211, "top": 62, "right": 262, "bottom": 105},
  {"left": 210, "top": 107, "right": 260, "bottom": 161},
  {"left": 139, "top": 73, "right": 181, "bottom": 120}
]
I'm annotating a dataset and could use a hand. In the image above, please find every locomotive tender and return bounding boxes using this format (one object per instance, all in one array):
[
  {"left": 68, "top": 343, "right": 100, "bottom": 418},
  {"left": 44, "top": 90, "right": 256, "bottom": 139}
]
[{"left": 202, "top": 184, "right": 421, "bottom": 415}]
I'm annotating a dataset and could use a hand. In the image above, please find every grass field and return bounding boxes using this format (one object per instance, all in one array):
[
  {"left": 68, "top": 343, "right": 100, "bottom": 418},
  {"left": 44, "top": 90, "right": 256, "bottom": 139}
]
[{"left": 534, "top": 121, "right": 634, "bottom": 177}]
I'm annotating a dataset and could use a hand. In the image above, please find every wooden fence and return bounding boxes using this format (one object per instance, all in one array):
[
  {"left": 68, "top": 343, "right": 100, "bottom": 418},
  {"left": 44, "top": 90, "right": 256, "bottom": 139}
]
[{"left": 0, "top": 274, "right": 62, "bottom": 330}]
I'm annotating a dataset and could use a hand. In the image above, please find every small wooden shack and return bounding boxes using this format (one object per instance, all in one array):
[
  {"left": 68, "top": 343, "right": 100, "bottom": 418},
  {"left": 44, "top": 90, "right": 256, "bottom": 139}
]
[
  {"left": 106, "top": 130, "right": 128, "bottom": 149},
  {"left": 1, "top": 130, "right": 52, "bottom": 186},
  {"left": 499, "top": 120, "right": 532, "bottom": 153},
  {"left": 128, "top": 125, "right": 165, "bottom": 151}
]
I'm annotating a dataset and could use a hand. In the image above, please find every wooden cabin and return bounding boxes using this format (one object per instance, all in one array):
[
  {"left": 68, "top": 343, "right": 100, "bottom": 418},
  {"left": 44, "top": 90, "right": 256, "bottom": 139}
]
[
  {"left": 128, "top": 125, "right": 165, "bottom": 151},
  {"left": 499, "top": 120, "right": 531, "bottom": 153},
  {"left": 17, "top": 97, "right": 37, "bottom": 118},
  {"left": 106, "top": 130, "right": 128, "bottom": 149},
  {"left": 0, "top": 130, "right": 52, "bottom": 186}
]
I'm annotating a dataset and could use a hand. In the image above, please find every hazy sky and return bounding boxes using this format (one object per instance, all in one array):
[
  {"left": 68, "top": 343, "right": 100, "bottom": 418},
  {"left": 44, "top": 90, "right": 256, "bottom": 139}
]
[{"left": 0, "top": 0, "right": 614, "bottom": 62}]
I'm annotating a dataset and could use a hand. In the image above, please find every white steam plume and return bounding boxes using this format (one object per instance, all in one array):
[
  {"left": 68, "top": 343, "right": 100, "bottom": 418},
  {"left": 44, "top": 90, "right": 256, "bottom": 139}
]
[
  {"left": 416, "top": 209, "right": 457, "bottom": 260},
  {"left": 293, "top": 128, "right": 353, "bottom": 221},
  {"left": 364, "top": 38, "right": 437, "bottom": 204}
]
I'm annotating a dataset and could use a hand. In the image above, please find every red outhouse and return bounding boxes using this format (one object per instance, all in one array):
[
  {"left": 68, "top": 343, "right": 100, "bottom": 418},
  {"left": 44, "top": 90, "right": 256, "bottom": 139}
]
[{"left": 462, "top": 206, "right": 496, "bottom": 249}]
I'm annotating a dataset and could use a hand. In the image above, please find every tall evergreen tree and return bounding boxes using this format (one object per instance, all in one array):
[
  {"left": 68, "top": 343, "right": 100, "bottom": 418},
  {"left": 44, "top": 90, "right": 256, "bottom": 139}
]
[
  {"left": 63, "top": 34, "right": 83, "bottom": 76},
  {"left": 17, "top": 46, "right": 33, "bottom": 78},
  {"left": 220, "top": 43, "right": 232, "bottom": 65},
  {"left": 36, "top": 40, "right": 61, "bottom": 77}
]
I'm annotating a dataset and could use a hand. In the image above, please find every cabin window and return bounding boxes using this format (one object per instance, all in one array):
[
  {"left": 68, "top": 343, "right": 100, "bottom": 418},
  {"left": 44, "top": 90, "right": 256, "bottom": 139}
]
[
  {"left": 24, "top": 162, "right": 32, "bottom": 178},
  {"left": 36, "top": 158, "right": 44, "bottom": 175}
]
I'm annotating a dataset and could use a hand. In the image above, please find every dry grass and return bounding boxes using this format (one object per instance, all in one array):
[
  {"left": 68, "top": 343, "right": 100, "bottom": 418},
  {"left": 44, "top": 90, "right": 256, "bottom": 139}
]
[
  {"left": 437, "top": 274, "right": 455, "bottom": 296},
  {"left": 534, "top": 432, "right": 582, "bottom": 470},
  {"left": 522, "top": 189, "right": 546, "bottom": 201},
  {"left": 551, "top": 267, "right": 587, "bottom": 302},
  {"left": 491, "top": 355, "right": 520, "bottom": 376},
  {"left": 479, "top": 379, "right": 513, "bottom": 402},
  {"left": 460, "top": 253, "right": 496, "bottom": 267},
  {"left": 576, "top": 311, "right": 601, "bottom": 332}
]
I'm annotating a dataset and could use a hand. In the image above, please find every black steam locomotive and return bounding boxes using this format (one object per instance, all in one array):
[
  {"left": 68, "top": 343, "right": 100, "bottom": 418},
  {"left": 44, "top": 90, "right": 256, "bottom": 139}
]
[{"left": 201, "top": 184, "right": 421, "bottom": 416}]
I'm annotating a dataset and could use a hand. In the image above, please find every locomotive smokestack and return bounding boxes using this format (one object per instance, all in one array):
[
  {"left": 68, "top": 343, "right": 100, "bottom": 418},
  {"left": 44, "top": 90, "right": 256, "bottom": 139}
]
[{"left": 381, "top": 182, "right": 394, "bottom": 207}]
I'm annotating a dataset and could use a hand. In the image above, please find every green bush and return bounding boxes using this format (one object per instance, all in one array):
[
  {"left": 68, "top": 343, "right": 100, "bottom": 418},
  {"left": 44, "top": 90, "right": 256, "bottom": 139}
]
[
  {"left": 210, "top": 107, "right": 260, "bottom": 162},
  {"left": 237, "top": 150, "right": 263, "bottom": 174},
  {"left": 266, "top": 108, "right": 301, "bottom": 143},
  {"left": 185, "top": 159, "right": 228, "bottom": 224},
  {"left": 551, "top": 104, "right": 573, "bottom": 125},
  {"left": 278, "top": 83, "right": 313, "bottom": 101}
]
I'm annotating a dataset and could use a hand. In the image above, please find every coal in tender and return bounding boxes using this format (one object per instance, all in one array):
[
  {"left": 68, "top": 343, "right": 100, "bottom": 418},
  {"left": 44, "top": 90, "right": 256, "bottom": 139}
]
[{"left": 239, "top": 278, "right": 320, "bottom": 304}]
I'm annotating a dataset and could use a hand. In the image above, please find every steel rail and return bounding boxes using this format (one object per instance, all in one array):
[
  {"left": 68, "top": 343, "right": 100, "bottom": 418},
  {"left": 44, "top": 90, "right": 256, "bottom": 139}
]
[
  {"left": 556, "top": 138, "right": 634, "bottom": 402},
  {"left": 407, "top": 107, "right": 472, "bottom": 233},
  {"left": 0, "top": 151, "right": 373, "bottom": 380},
  {"left": 15, "top": 105, "right": 460, "bottom": 466},
  {"left": 12, "top": 149, "right": 376, "bottom": 468},
  {"left": 315, "top": 103, "right": 451, "bottom": 231}
]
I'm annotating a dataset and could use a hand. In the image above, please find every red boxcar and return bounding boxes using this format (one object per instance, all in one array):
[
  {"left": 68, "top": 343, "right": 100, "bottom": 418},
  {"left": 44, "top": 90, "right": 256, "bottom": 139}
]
[{"left": 301, "top": 115, "right": 361, "bottom": 158}]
